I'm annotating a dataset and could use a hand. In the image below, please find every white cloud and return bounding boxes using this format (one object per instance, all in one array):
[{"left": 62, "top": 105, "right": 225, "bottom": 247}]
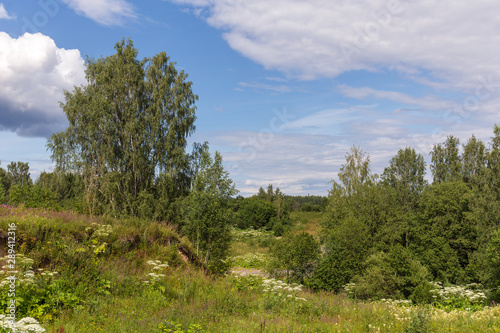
[
  {"left": 238, "top": 81, "right": 294, "bottom": 93},
  {"left": 209, "top": 102, "right": 500, "bottom": 195},
  {"left": 284, "top": 107, "right": 364, "bottom": 133},
  {"left": 0, "top": 32, "right": 86, "bottom": 137},
  {"left": 212, "top": 130, "right": 344, "bottom": 196},
  {"left": 171, "top": 0, "right": 500, "bottom": 88},
  {"left": 61, "top": 0, "right": 136, "bottom": 26},
  {"left": 337, "top": 84, "right": 452, "bottom": 111},
  {"left": 0, "top": 3, "right": 14, "bottom": 19}
]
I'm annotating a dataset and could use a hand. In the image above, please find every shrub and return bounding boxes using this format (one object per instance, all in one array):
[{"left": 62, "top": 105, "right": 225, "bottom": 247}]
[
  {"left": 269, "top": 232, "right": 320, "bottom": 283},
  {"left": 8, "top": 184, "right": 59, "bottom": 210},
  {"left": 308, "top": 216, "right": 370, "bottom": 292},
  {"left": 486, "top": 228, "right": 500, "bottom": 300},
  {"left": 350, "top": 245, "right": 432, "bottom": 302},
  {"left": 0, "top": 184, "right": 4, "bottom": 205},
  {"left": 236, "top": 199, "right": 275, "bottom": 229},
  {"left": 307, "top": 246, "right": 358, "bottom": 292}
]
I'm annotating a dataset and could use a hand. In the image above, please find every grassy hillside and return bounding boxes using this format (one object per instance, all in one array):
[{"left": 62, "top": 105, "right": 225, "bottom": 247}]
[{"left": 0, "top": 206, "right": 499, "bottom": 332}]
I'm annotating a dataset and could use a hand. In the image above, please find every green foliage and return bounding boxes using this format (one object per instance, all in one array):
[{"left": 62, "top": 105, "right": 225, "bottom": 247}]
[
  {"left": 0, "top": 166, "right": 10, "bottom": 196},
  {"left": 269, "top": 231, "right": 320, "bottom": 283},
  {"left": 159, "top": 321, "right": 204, "bottom": 333},
  {"left": 333, "top": 145, "right": 376, "bottom": 197},
  {"left": 429, "top": 282, "right": 488, "bottom": 311},
  {"left": 182, "top": 146, "right": 237, "bottom": 272},
  {"left": 382, "top": 147, "right": 426, "bottom": 196},
  {"left": 48, "top": 38, "right": 198, "bottom": 219},
  {"left": 350, "top": 246, "right": 432, "bottom": 302},
  {"left": 316, "top": 134, "right": 500, "bottom": 300},
  {"left": 228, "top": 274, "right": 262, "bottom": 292},
  {"left": 299, "top": 202, "right": 322, "bottom": 212},
  {"left": 260, "top": 278, "right": 306, "bottom": 313},
  {"left": 323, "top": 149, "right": 398, "bottom": 248},
  {"left": 461, "top": 134, "right": 487, "bottom": 185},
  {"left": 430, "top": 135, "right": 461, "bottom": 183},
  {"left": 236, "top": 198, "right": 275, "bottom": 229},
  {"left": 286, "top": 195, "right": 327, "bottom": 212},
  {"left": 1, "top": 205, "right": 500, "bottom": 331},
  {"left": 414, "top": 181, "right": 476, "bottom": 283},
  {"left": 312, "top": 216, "right": 371, "bottom": 292},
  {"left": 307, "top": 247, "right": 352, "bottom": 292},
  {"left": 0, "top": 183, "right": 4, "bottom": 205},
  {"left": 8, "top": 184, "right": 59, "bottom": 209},
  {"left": 485, "top": 229, "right": 500, "bottom": 298},
  {"left": 7, "top": 161, "right": 31, "bottom": 187},
  {"left": 229, "top": 252, "right": 269, "bottom": 269},
  {"left": 0, "top": 254, "right": 82, "bottom": 322},
  {"left": 36, "top": 171, "right": 84, "bottom": 211}
]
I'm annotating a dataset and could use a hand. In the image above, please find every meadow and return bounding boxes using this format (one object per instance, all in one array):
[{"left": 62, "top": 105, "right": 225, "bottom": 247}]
[{"left": 0, "top": 206, "right": 499, "bottom": 332}]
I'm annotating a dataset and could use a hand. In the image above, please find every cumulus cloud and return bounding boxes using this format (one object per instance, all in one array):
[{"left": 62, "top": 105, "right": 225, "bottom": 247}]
[
  {"left": 171, "top": 0, "right": 500, "bottom": 88},
  {"left": 0, "top": 32, "right": 86, "bottom": 137},
  {"left": 61, "top": 0, "right": 136, "bottom": 26},
  {"left": 169, "top": 0, "right": 500, "bottom": 194},
  {"left": 0, "top": 3, "right": 14, "bottom": 19}
]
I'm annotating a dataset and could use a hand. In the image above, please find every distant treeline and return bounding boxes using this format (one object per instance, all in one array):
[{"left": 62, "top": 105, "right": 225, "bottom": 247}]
[{"left": 285, "top": 194, "right": 328, "bottom": 212}]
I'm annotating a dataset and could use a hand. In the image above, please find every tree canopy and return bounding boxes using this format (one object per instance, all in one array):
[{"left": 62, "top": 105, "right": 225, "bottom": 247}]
[{"left": 48, "top": 39, "right": 198, "bottom": 218}]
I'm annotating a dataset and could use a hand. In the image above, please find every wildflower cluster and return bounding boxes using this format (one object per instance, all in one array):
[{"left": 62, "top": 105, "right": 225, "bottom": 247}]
[
  {"left": 229, "top": 252, "right": 269, "bottom": 269},
  {"left": 85, "top": 223, "right": 113, "bottom": 255},
  {"left": 343, "top": 282, "right": 356, "bottom": 297},
  {"left": 90, "top": 224, "right": 113, "bottom": 238},
  {"left": 381, "top": 298, "right": 412, "bottom": 305},
  {"left": 261, "top": 278, "right": 306, "bottom": 302},
  {"left": 229, "top": 272, "right": 263, "bottom": 292},
  {"left": 231, "top": 229, "right": 271, "bottom": 242},
  {"left": 0, "top": 315, "right": 45, "bottom": 332},
  {"left": 1, "top": 254, "right": 33, "bottom": 271},
  {"left": 0, "top": 254, "right": 35, "bottom": 286},
  {"left": 429, "top": 282, "right": 487, "bottom": 309},
  {"left": 390, "top": 306, "right": 413, "bottom": 323},
  {"left": 36, "top": 268, "right": 58, "bottom": 279},
  {"left": 143, "top": 260, "right": 169, "bottom": 284}
]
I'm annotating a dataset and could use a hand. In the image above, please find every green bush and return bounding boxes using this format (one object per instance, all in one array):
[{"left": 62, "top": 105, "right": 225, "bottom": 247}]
[
  {"left": 236, "top": 198, "right": 275, "bottom": 229},
  {"left": 485, "top": 228, "right": 500, "bottom": 300},
  {"left": 306, "top": 246, "right": 354, "bottom": 292},
  {"left": 308, "top": 216, "right": 370, "bottom": 292},
  {"left": 0, "top": 184, "right": 4, "bottom": 204},
  {"left": 300, "top": 202, "right": 321, "bottom": 212},
  {"left": 8, "top": 184, "right": 59, "bottom": 210},
  {"left": 350, "top": 245, "right": 432, "bottom": 302},
  {"left": 269, "top": 231, "right": 320, "bottom": 283}
]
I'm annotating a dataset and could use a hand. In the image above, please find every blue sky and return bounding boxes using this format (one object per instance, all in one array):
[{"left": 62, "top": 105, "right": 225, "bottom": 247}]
[{"left": 0, "top": 0, "right": 499, "bottom": 196}]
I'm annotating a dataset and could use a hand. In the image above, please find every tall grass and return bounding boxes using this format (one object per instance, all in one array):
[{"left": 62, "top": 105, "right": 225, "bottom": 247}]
[{"left": 0, "top": 206, "right": 499, "bottom": 332}]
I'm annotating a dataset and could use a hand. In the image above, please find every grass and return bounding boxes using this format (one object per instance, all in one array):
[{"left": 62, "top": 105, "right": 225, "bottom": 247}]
[
  {"left": 289, "top": 211, "right": 323, "bottom": 236},
  {"left": 1, "top": 207, "right": 500, "bottom": 332}
]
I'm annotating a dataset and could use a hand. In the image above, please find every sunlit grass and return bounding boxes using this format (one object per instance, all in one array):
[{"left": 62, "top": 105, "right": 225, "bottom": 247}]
[
  {"left": 1, "top": 207, "right": 500, "bottom": 332},
  {"left": 289, "top": 211, "right": 323, "bottom": 236}
]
